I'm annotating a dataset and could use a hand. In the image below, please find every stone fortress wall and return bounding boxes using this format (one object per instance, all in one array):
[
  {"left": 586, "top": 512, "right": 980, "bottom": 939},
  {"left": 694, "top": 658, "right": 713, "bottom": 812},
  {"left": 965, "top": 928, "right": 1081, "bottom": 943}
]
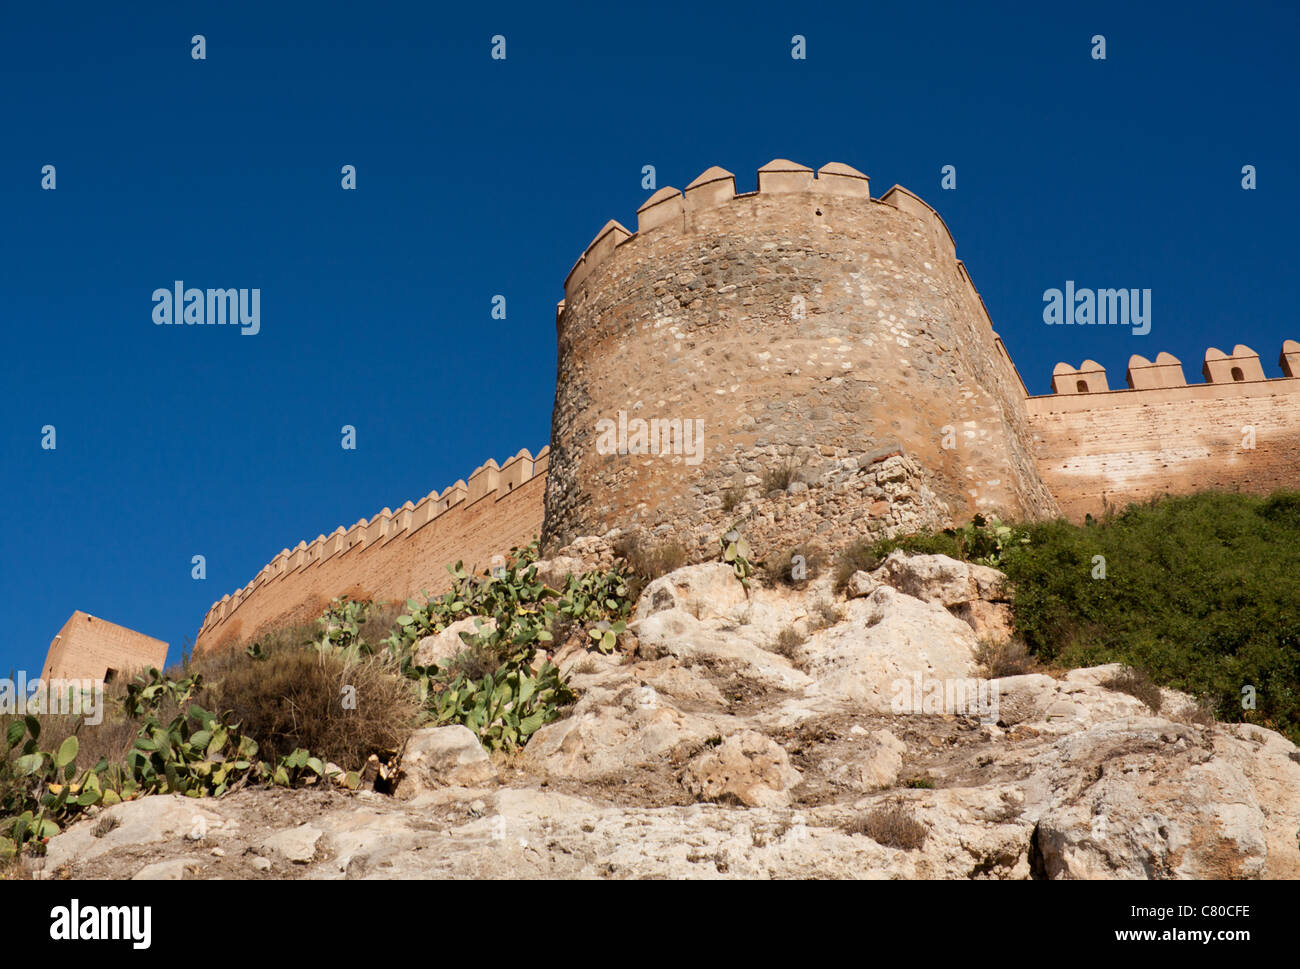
[
  {"left": 1030, "top": 342, "right": 1300, "bottom": 520},
  {"left": 542, "top": 160, "right": 1061, "bottom": 558},
  {"left": 193, "top": 449, "right": 548, "bottom": 654},
  {"left": 189, "top": 159, "right": 1300, "bottom": 654}
]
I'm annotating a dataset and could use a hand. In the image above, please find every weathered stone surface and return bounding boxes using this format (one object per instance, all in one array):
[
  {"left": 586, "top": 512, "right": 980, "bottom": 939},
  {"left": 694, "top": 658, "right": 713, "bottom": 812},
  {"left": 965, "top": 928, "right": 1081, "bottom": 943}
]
[
  {"left": 825, "top": 729, "right": 906, "bottom": 791},
  {"left": 40, "top": 562, "right": 1300, "bottom": 882},
  {"left": 873, "top": 551, "right": 1007, "bottom": 608},
  {"left": 397, "top": 726, "right": 497, "bottom": 795},
  {"left": 414, "top": 617, "right": 495, "bottom": 668},
  {"left": 680, "top": 731, "right": 802, "bottom": 807},
  {"left": 41, "top": 795, "right": 226, "bottom": 873},
  {"left": 522, "top": 672, "right": 723, "bottom": 781},
  {"left": 634, "top": 563, "right": 750, "bottom": 622},
  {"left": 133, "top": 858, "right": 203, "bottom": 880},
  {"left": 256, "top": 824, "right": 324, "bottom": 864},
  {"left": 951, "top": 599, "right": 1015, "bottom": 643},
  {"left": 1030, "top": 719, "right": 1268, "bottom": 879},
  {"left": 845, "top": 570, "right": 882, "bottom": 600},
  {"left": 632, "top": 607, "right": 814, "bottom": 692},
  {"left": 799, "top": 586, "right": 979, "bottom": 711}
]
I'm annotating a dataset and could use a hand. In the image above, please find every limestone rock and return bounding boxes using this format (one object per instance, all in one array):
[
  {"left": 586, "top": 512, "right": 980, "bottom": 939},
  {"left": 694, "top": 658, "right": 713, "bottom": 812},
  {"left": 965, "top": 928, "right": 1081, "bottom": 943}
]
[
  {"left": 256, "top": 824, "right": 324, "bottom": 864},
  {"left": 680, "top": 731, "right": 801, "bottom": 808},
  {"left": 800, "top": 586, "right": 979, "bottom": 711},
  {"left": 826, "top": 729, "right": 906, "bottom": 791},
  {"left": 522, "top": 674, "right": 722, "bottom": 780},
  {"left": 845, "top": 570, "right": 882, "bottom": 600},
  {"left": 873, "top": 551, "right": 1007, "bottom": 607},
  {"left": 1031, "top": 719, "right": 1268, "bottom": 879},
  {"left": 632, "top": 607, "right": 813, "bottom": 692},
  {"left": 398, "top": 726, "right": 497, "bottom": 795},
  {"left": 414, "top": 617, "right": 495, "bottom": 668},
  {"left": 132, "top": 858, "right": 202, "bottom": 880},
  {"left": 951, "top": 599, "right": 1015, "bottom": 643},
  {"left": 634, "top": 563, "right": 750, "bottom": 622},
  {"left": 40, "top": 795, "right": 225, "bottom": 874}
]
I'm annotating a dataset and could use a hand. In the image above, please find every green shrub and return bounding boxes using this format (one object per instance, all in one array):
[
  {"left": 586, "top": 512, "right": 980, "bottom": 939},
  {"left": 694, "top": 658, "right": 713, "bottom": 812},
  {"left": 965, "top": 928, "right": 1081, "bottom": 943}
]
[{"left": 889, "top": 492, "right": 1300, "bottom": 743}]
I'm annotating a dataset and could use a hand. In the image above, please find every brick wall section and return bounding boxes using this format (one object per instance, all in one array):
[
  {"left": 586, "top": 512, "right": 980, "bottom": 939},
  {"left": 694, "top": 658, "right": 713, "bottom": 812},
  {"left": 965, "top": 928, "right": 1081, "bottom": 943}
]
[
  {"left": 42, "top": 611, "right": 168, "bottom": 681},
  {"left": 193, "top": 450, "right": 547, "bottom": 655},
  {"left": 543, "top": 160, "right": 1059, "bottom": 561},
  {"left": 1028, "top": 376, "right": 1300, "bottom": 520}
]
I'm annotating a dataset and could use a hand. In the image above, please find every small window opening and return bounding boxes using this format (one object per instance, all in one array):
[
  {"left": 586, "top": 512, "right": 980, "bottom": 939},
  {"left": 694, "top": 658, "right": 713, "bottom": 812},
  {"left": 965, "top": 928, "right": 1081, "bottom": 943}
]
[
  {"left": 1076, "top": 379, "right": 1089, "bottom": 393},
  {"left": 1230, "top": 367, "right": 1245, "bottom": 382}
]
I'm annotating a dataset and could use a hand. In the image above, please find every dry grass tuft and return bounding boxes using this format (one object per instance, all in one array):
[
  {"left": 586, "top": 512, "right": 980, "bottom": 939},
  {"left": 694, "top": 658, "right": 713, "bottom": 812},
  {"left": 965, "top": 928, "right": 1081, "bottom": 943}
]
[{"left": 844, "top": 804, "right": 928, "bottom": 850}]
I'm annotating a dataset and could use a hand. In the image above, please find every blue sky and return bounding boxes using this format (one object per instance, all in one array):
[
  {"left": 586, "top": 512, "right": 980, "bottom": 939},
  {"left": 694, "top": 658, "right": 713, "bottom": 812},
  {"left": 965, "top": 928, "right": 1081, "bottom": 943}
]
[{"left": 2, "top": 1, "right": 1296, "bottom": 675}]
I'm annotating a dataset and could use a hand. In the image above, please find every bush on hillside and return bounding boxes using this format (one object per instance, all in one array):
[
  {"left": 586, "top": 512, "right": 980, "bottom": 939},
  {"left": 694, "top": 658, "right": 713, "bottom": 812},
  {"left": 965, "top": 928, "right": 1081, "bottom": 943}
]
[{"left": 877, "top": 492, "right": 1300, "bottom": 742}]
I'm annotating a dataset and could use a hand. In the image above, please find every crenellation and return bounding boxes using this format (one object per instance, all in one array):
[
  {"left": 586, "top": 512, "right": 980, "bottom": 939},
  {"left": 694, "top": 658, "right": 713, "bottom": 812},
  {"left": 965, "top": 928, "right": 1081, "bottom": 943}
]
[
  {"left": 365, "top": 509, "right": 392, "bottom": 546},
  {"left": 1203, "top": 345, "right": 1266, "bottom": 383},
  {"left": 499, "top": 449, "right": 534, "bottom": 493},
  {"left": 192, "top": 160, "right": 1300, "bottom": 659},
  {"left": 1281, "top": 339, "right": 1300, "bottom": 377},
  {"left": 877, "top": 184, "right": 957, "bottom": 256},
  {"left": 1126, "top": 352, "right": 1187, "bottom": 390},
  {"left": 636, "top": 186, "right": 684, "bottom": 233},
  {"left": 683, "top": 165, "right": 737, "bottom": 221},
  {"left": 1051, "top": 360, "right": 1110, "bottom": 395},
  {"left": 195, "top": 448, "right": 549, "bottom": 651},
  {"left": 757, "top": 158, "right": 815, "bottom": 193},
  {"left": 816, "top": 161, "right": 871, "bottom": 197},
  {"left": 466, "top": 460, "right": 500, "bottom": 504}
]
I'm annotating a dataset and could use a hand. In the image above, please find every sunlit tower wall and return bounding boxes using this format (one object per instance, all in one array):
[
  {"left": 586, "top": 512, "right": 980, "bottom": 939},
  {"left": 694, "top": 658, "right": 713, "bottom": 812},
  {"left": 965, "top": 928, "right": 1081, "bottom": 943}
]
[{"left": 543, "top": 160, "right": 1058, "bottom": 559}]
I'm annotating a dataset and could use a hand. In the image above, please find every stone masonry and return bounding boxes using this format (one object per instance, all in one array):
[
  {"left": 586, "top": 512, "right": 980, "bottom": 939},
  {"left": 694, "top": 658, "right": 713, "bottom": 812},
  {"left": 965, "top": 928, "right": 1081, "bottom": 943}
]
[
  {"left": 41, "top": 611, "right": 168, "bottom": 682},
  {"left": 82, "top": 157, "right": 1297, "bottom": 664},
  {"left": 543, "top": 160, "right": 1060, "bottom": 558}
]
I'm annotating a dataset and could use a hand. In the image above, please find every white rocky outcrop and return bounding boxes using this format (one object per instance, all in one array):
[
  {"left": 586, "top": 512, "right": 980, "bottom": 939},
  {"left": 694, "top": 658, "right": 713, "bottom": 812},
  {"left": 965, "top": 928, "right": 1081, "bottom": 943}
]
[{"left": 35, "top": 551, "right": 1300, "bottom": 881}]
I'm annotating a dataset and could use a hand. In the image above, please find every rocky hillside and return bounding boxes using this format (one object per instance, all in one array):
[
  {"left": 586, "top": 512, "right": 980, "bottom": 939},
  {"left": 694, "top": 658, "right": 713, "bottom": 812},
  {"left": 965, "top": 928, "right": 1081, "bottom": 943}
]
[{"left": 32, "top": 550, "right": 1300, "bottom": 880}]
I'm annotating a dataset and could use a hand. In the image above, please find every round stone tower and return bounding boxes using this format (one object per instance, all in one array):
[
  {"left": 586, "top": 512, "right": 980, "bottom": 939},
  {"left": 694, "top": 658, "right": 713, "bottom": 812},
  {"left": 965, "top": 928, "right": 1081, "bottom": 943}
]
[{"left": 543, "top": 160, "right": 1058, "bottom": 558}]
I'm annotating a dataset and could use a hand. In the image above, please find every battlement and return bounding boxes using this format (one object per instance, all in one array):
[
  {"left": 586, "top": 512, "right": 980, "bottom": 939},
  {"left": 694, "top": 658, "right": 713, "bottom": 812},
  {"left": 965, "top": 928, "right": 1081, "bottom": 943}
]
[
  {"left": 194, "top": 447, "right": 548, "bottom": 652},
  {"left": 172, "top": 155, "right": 1299, "bottom": 659},
  {"left": 562, "top": 160, "right": 959, "bottom": 304},
  {"left": 545, "top": 157, "right": 1061, "bottom": 553},
  {"left": 1029, "top": 341, "right": 1300, "bottom": 521},
  {"left": 1038, "top": 342, "right": 1300, "bottom": 404}
]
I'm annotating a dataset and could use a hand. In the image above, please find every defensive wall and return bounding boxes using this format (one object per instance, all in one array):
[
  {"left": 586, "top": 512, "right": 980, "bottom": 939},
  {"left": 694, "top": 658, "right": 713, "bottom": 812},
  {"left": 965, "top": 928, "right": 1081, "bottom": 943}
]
[
  {"left": 183, "top": 158, "right": 1300, "bottom": 655},
  {"left": 542, "top": 160, "right": 1061, "bottom": 559},
  {"left": 193, "top": 448, "right": 548, "bottom": 654},
  {"left": 1029, "top": 342, "right": 1300, "bottom": 520}
]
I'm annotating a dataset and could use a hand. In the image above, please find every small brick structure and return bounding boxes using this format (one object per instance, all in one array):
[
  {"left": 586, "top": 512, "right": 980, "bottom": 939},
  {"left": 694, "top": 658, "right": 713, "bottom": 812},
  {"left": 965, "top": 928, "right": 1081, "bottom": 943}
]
[{"left": 41, "top": 611, "right": 168, "bottom": 683}]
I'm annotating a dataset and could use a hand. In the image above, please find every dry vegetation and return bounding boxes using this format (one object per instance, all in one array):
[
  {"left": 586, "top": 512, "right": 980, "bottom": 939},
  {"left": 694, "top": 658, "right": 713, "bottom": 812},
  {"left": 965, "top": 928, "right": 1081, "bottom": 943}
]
[
  {"left": 844, "top": 804, "right": 928, "bottom": 850},
  {"left": 974, "top": 638, "right": 1036, "bottom": 678},
  {"left": 1102, "top": 666, "right": 1163, "bottom": 714}
]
